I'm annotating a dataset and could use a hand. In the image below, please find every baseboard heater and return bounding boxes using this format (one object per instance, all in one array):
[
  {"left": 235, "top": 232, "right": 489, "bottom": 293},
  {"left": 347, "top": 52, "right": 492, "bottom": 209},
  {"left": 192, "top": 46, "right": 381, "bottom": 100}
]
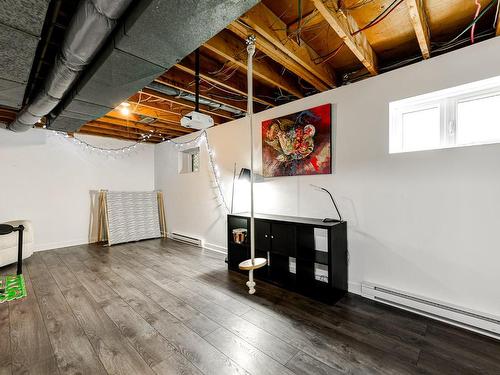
[
  {"left": 361, "top": 282, "right": 500, "bottom": 340},
  {"left": 170, "top": 232, "right": 202, "bottom": 247}
]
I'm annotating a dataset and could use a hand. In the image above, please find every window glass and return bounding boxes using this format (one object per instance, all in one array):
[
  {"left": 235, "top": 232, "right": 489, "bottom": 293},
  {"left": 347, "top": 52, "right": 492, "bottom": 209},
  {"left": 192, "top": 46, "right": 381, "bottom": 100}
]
[
  {"left": 401, "top": 107, "right": 441, "bottom": 152},
  {"left": 456, "top": 94, "right": 500, "bottom": 145},
  {"left": 191, "top": 151, "right": 200, "bottom": 172}
]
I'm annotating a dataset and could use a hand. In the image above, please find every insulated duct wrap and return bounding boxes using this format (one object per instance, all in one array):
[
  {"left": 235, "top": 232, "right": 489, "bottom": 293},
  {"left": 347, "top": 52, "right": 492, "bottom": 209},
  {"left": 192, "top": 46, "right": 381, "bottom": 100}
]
[
  {"left": 9, "top": 0, "right": 132, "bottom": 132},
  {"left": 0, "top": 0, "right": 50, "bottom": 111}
]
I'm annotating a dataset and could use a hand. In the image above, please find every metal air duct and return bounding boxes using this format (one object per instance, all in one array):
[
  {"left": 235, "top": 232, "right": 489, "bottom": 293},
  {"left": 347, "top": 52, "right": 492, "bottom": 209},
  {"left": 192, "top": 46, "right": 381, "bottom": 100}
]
[{"left": 8, "top": 0, "right": 133, "bottom": 132}]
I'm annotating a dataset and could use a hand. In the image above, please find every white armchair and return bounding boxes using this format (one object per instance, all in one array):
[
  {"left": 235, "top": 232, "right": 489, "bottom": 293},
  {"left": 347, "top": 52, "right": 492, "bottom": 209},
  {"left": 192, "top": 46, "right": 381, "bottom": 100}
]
[{"left": 0, "top": 220, "right": 34, "bottom": 268}]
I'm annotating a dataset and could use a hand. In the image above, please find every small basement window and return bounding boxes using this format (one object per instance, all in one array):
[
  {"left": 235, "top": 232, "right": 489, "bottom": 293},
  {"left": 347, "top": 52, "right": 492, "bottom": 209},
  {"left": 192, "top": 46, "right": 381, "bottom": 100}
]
[
  {"left": 390, "top": 76, "right": 500, "bottom": 153},
  {"left": 179, "top": 147, "right": 200, "bottom": 174}
]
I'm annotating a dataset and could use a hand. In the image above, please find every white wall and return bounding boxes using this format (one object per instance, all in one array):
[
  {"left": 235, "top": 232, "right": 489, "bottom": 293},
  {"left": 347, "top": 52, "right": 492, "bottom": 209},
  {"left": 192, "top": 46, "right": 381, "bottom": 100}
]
[
  {"left": 0, "top": 128, "right": 155, "bottom": 250},
  {"left": 156, "top": 37, "right": 500, "bottom": 318}
]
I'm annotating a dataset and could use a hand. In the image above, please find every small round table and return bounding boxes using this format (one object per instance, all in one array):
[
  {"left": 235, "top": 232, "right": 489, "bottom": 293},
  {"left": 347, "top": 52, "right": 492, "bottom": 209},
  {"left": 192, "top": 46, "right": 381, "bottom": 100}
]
[
  {"left": 239, "top": 257, "right": 267, "bottom": 295},
  {"left": 0, "top": 224, "right": 24, "bottom": 275}
]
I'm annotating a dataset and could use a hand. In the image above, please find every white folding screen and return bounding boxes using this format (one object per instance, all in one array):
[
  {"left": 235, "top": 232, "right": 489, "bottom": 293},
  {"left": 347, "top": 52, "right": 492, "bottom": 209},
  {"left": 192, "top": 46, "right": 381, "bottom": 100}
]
[{"left": 106, "top": 191, "right": 161, "bottom": 245}]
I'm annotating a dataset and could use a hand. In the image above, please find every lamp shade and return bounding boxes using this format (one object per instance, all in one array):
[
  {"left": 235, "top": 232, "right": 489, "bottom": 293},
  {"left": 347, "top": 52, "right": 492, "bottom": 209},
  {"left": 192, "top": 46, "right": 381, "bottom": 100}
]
[{"left": 238, "top": 168, "right": 251, "bottom": 182}]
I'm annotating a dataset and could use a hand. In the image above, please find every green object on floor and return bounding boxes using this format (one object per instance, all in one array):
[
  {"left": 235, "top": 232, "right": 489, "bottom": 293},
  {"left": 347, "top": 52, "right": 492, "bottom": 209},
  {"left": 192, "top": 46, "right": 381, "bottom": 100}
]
[{"left": 0, "top": 274, "right": 27, "bottom": 303}]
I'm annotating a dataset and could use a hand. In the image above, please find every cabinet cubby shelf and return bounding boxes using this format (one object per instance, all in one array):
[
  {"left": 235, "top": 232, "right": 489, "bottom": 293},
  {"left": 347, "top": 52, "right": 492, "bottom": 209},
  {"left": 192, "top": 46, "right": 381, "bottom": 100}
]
[{"left": 227, "top": 212, "right": 348, "bottom": 305}]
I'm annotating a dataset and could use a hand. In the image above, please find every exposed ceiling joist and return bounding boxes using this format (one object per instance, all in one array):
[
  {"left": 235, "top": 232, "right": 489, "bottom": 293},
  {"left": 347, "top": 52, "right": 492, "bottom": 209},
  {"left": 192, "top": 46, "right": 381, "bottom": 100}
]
[
  {"left": 406, "top": 0, "right": 431, "bottom": 59},
  {"left": 176, "top": 53, "right": 275, "bottom": 107},
  {"left": 312, "top": 0, "right": 378, "bottom": 75},
  {"left": 86, "top": 121, "right": 161, "bottom": 138},
  {"left": 141, "top": 88, "right": 235, "bottom": 121},
  {"left": 97, "top": 115, "right": 190, "bottom": 136},
  {"left": 496, "top": 12, "right": 500, "bottom": 36},
  {"left": 128, "top": 93, "right": 196, "bottom": 119},
  {"left": 204, "top": 31, "right": 303, "bottom": 98},
  {"left": 107, "top": 106, "right": 188, "bottom": 129},
  {"left": 125, "top": 103, "right": 185, "bottom": 126},
  {"left": 0, "top": 108, "right": 17, "bottom": 124},
  {"left": 89, "top": 120, "right": 186, "bottom": 139},
  {"left": 238, "top": 3, "right": 337, "bottom": 89},
  {"left": 157, "top": 68, "right": 248, "bottom": 113},
  {"left": 79, "top": 125, "right": 160, "bottom": 143},
  {"left": 228, "top": 21, "right": 328, "bottom": 92},
  {"left": 287, "top": 10, "right": 322, "bottom": 34},
  {"left": 31, "top": 0, "right": 497, "bottom": 143}
]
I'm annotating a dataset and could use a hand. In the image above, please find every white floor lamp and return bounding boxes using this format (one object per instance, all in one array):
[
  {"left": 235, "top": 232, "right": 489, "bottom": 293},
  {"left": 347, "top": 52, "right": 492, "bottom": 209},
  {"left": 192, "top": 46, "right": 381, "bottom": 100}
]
[{"left": 238, "top": 35, "right": 267, "bottom": 294}]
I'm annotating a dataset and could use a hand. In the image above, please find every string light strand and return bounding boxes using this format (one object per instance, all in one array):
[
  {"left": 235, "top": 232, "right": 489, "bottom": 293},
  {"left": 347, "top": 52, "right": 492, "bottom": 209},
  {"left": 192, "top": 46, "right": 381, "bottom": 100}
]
[
  {"left": 55, "top": 131, "right": 152, "bottom": 154},
  {"left": 166, "top": 130, "right": 230, "bottom": 212}
]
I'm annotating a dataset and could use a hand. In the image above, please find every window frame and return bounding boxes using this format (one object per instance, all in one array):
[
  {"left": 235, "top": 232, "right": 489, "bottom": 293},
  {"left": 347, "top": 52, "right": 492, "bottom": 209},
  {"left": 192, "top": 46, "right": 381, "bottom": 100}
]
[
  {"left": 389, "top": 77, "right": 500, "bottom": 154},
  {"left": 178, "top": 147, "right": 200, "bottom": 174}
]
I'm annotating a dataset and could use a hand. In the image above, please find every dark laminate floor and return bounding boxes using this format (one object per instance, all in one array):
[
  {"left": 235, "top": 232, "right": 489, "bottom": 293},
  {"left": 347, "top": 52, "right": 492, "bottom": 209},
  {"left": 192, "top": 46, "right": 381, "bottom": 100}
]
[{"left": 1, "top": 239, "right": 499, "bottom": 374}]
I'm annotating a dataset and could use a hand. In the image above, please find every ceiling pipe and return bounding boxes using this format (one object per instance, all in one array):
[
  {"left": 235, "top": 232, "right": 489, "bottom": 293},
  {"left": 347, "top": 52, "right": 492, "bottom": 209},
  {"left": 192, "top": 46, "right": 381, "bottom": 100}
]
[
  {"left": 8, "top": 0, "right": 133, "bottom": 132},
  {"left": 146, "top": 81, "right": 245, "bottom": 117}
]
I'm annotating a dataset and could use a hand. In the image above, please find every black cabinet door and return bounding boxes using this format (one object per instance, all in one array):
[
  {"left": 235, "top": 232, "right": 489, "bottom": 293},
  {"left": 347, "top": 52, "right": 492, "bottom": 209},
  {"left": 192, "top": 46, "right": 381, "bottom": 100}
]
[
  {"left": 254, "top": 220, "right": 271, "bottom": 251},
  {"left": 271, "top": 223, "right": 296, "bottom": 256}
]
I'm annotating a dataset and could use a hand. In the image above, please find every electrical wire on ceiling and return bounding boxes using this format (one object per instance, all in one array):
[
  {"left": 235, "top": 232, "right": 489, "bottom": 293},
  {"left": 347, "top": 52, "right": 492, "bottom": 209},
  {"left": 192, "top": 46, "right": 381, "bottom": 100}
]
[
  {"left": 313, "top": 43, "right": 345, "bottom": 64},
  {"left": 431, "top": 28, "right": 495, "bottom": 53},
  {"left": 432, "top": 0, "right": 498, "bottom": 48},
  {"left": 493, "top": 0, "right": 500, "bottom": 27},
  {"left": 471, "top": 0, "right": 482, "bottom": 43},
  {"left": 349, "top": 0, "right": 405, "bottom": 36},
  {"left": 342, "top": 27, "right": 495, "bottom": 86},
  {"left": 341, "top": 0, "right": 375, "bottom": 11}
]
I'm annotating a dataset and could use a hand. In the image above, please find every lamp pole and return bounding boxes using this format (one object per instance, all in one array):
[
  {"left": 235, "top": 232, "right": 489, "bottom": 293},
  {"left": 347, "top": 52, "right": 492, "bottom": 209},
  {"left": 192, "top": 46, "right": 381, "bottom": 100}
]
[{"left": 246, "top": 35, "right": 256, "bottom": 294}]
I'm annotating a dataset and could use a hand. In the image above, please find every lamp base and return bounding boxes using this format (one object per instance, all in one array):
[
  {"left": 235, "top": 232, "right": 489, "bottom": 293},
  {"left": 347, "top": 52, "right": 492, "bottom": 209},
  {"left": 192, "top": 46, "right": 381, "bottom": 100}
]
[{"left": 322, "top": 218, "right": 342, "bottom": 223}]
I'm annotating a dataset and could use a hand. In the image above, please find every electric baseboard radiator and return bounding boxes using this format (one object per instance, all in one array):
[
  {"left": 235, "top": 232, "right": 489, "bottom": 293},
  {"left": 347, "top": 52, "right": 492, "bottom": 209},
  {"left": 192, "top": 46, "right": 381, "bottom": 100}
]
[
  {"left": 170, "top": 232, "right": 202, "bottom": 247},
  {"left": 361, "top": 282, "right": 500, "bottom": 339}
]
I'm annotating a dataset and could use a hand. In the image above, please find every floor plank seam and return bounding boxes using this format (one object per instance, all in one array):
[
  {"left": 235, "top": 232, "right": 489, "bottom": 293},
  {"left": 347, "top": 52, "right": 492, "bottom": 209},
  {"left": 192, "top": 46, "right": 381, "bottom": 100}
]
[
  {"left": 7, "top": 240, "right": 497, "bottom": 375},
  {"left": 70, "top": 247, "right": 240, "bottom": 375},
  {"left": 14, "top": 262, "right": 61, "bottom": 375},
  {"left": 90, "top": 246, "right": 305, "bottom": 374},
  {"left": 54, "top": 251, "right": 156, "bottom": 375},
  {"left": 40, "top": 252, "right": 110, "bottom": 375}
]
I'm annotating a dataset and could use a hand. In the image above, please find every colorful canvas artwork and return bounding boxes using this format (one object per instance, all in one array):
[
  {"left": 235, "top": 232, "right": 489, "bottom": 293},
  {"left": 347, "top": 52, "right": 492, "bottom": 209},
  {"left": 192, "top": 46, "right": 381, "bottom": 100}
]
[{"left": 261, "top": 104, "right": 332, "bottom": 177}]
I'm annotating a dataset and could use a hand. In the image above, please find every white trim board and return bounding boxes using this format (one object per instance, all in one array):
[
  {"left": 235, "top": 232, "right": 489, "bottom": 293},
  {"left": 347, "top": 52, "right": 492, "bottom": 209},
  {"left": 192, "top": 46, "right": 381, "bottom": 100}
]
[
  {"left": 362, "top": 281, "right": 500, "bottom": 340},
  {"left": 35, "top": 238, "right": 89, "bottom": 252},
  {"left": 203, "top": 242, "right": 227, "bottom": 254}
]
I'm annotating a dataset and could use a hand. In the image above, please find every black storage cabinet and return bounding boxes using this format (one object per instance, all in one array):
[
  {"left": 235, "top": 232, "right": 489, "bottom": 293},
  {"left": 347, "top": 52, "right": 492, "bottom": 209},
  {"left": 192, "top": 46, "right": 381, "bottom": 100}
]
[{"left": 227, "top": 213, "right": 348, "bottom": 304}]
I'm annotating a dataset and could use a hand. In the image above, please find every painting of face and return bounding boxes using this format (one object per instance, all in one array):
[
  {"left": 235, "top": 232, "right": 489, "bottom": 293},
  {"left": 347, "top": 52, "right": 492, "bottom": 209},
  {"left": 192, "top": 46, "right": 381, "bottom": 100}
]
[{"left": 261, "top": 104, "right": 332, "bottom": 177}]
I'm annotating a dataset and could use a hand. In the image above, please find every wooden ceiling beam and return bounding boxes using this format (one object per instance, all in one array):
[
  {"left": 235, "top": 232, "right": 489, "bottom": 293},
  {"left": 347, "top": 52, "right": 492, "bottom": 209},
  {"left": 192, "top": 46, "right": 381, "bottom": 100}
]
[
  {"left": 237, "top": 3, "right": 337, "bottom": 89},
  {"left": 288, "top": 10, "right": 322, "bottom": 34},
  {"left": 78, "top": 126, "right": 160, "bottom": 143},
  {"left": 228, "top": 20, "right": 328, "bottom": 91},
  {"left": 104, "top": 109, "right": 188, "bottom": 131},
  {"left": 85, "top": 121, "right": 163, "bottom": 139},
  {"left": 96, "top": 116, "right": 190, "bottom": 136},
  {"left": 128, "top": 93, "right": 230, "bottom": 125},
  {"left": 204, "top": 31, "right": 304, "bottom": 98},
  {"left": 0, "top": 108, "right": 17, "bottom": 124},
  {"left": 312, "top": 0, "right": 378, "bottom": 75},
  {"left": 129, "top": 93, "right": 188, "bottom": 118},
  {"left": 125, "top": 104, "right": 183, "bottom": 126},
  {"left": 91, "top": 119, "right": 186, "bottom": 138},
  {"left": 176, "top": 52, "right": 276, "bottom": 107},
  {"left": 406, "top": 0, "right": 431, "bottom": 59},
  {"left": 141, "top": 87, "right": 235, "bottom": 121},
  {"left": 156, "top": 68, "right": 248, "bottom": 113},
  {"left": 496, "top": 11, "right": 500, "bottom": 36},
  {"left": 78, "top": 131, "right": 159, "bottom": 144},
  {"left": 83, "top": 124, "right": 161, "bottom": 139}
]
